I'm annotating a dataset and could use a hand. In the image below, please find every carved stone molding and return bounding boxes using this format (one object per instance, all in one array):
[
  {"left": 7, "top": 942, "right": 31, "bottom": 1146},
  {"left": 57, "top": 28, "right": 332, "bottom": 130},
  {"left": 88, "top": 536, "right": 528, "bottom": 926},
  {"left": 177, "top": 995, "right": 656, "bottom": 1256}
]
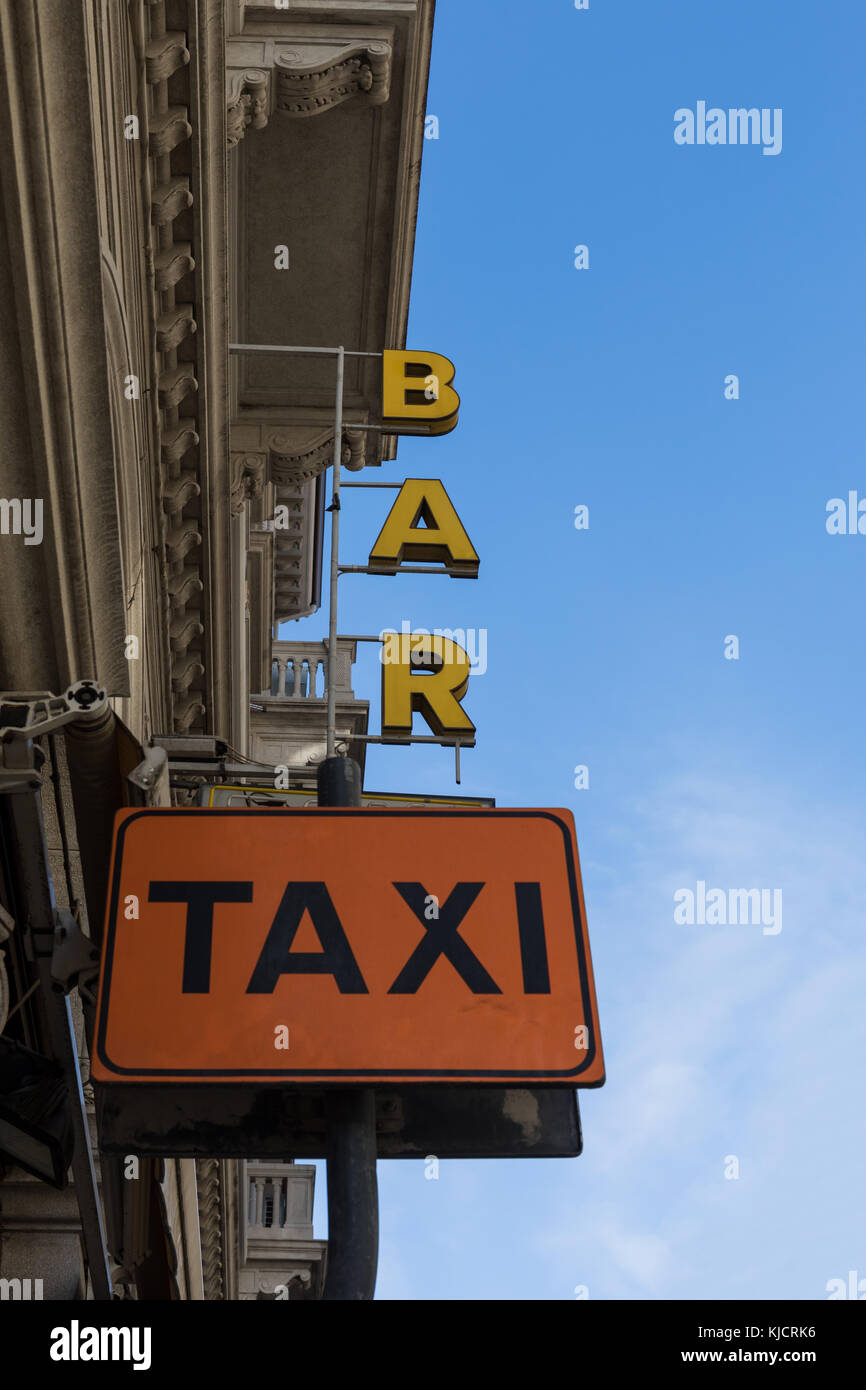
[
  {"left": 154, "top": 243, "right": 195, "bottom": 291},
  {"left": 156, "top": 302, "right": 196, "bottom": 353},
  {"left": 230, "top": 426, "right": 365, "bottom": 505},
  {"left": 268, "top": 425, "right": 366, "bottom": 485},
  {"left": 226, "top": 36, "right": 392, "bottom": 146},
  {"left": 226, "top": 68, "right": 269, "bottom": 149},
  {"left": 196, "top": 1158, "right": 224, "bottom": 1301},
  {"left": 230, "top": 452, "right": 267, "bottom": 514},
  {"left": 145, "top": 29, "right": 190, "bottom": 85},
  {"left": 275, "top": 40, "right": 391, "bottom": 116},
  {"left": 149, "top": 105, "right": 193, "bottom": 157},
  {"left": 143, "top": 0, "right": 202, "bottom": 733},
  {"left": 142, "top": 0, "right": 232, "bottom": 738}
]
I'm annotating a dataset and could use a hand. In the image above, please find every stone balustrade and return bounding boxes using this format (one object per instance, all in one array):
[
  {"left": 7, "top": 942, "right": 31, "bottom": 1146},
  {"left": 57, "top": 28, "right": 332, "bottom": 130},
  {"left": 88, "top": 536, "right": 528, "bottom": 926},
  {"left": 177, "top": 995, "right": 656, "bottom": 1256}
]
[{"left": 260, "top": 638, "right": 357, "bottom": 702}]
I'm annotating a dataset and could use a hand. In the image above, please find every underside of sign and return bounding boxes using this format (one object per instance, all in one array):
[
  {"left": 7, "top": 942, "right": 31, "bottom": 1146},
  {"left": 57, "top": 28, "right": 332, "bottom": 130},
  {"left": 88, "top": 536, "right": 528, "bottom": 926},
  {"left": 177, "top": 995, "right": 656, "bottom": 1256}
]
[
  {"left": 92, "top": 808, "right": 605, "bottom": 1087},
  {"left": 95, "top": 1085, "right": 583, "bottom": 1160}
]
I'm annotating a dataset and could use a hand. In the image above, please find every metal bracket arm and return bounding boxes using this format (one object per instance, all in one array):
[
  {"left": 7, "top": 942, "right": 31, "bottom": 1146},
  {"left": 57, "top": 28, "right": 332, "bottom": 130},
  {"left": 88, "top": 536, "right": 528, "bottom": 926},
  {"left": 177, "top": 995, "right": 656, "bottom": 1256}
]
[
  {"left": 50, "top": 909, "right": 100, "bottom": 1003},
  {"left": 0, "top": 682, "right": 110, "bottom": 795}
]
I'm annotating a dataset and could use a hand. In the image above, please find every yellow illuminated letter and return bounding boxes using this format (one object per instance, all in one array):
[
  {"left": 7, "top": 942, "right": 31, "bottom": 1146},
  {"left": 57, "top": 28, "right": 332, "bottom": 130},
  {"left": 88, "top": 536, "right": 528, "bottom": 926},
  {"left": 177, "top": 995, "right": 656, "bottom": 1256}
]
[
  {"left": 381, "top": 350, "right": 460, "bottom": 436},
  {"left": 381, "top": 634, "right": 475, "bottom": 741},
  {"left": 369, "top": 479, "right": 479, "bottom": 577}
]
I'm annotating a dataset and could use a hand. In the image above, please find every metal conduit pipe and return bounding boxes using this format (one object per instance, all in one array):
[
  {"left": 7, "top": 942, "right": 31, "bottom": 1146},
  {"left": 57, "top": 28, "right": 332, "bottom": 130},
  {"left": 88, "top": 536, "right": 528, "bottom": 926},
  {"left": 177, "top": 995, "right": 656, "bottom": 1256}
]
[{"left": 63, "top": 703, "right": 124, "bottom": 952}]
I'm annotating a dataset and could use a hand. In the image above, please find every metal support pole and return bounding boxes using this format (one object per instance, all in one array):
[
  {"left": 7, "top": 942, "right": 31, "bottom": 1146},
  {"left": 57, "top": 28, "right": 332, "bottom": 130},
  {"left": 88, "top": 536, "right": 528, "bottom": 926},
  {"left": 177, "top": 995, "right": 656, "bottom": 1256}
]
[
  {"left": 228, "top": 343, "right": 382, "bottom": 359},
  {"left": 338, "top": 564, "right": 462, "bottom": 576},
  {"left": 326, "top": 346, "right": 345, "bottom": 759},
  {"left": 322, "top": 1089, "right": 379, "bottom": 1301},
  {"left": 2, "top": 773, "right": 113, "bottom": 1300},
  {"left": 348, "top": 733, "right": 475, "bottom": 746},
  {"left": 317, "top": 755, "right": 378, "bottom": 1301}
]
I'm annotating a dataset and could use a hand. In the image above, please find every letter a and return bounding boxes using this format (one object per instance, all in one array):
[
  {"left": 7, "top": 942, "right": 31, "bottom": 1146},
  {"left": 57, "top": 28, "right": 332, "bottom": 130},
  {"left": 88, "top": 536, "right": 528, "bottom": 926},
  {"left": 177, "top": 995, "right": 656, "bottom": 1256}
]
[
  {"left": 247, "top": 883, "right": 367, "bottom": 994},
  {"left": 368, "top": 479, "right": 479, "bottom": 577}
]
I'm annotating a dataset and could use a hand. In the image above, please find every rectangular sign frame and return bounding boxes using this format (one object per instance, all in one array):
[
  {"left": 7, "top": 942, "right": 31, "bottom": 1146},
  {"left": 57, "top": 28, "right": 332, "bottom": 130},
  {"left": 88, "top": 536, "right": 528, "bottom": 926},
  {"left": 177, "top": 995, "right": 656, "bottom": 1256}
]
[{"left": 93, "top": 807, "right": 605, "bottom": 1089}]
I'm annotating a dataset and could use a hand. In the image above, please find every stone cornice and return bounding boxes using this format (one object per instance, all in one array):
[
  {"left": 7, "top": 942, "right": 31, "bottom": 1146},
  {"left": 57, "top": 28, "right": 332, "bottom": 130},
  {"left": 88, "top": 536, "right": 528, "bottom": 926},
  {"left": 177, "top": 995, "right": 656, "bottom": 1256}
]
[
  {"left": 380, "top": 0, "right": 435, "bottom": 462},
  {"left": 230, "top": 425, "right": 365, "bottom": 513},
  {"left": 140, "top": 0, "right": 201, "bottom": 734},
  {"left": 188, "top": 0, "right": 235, "bottom": 746},
  {"left": 139, "top": 0, "right": 232, "bottom": 739}
]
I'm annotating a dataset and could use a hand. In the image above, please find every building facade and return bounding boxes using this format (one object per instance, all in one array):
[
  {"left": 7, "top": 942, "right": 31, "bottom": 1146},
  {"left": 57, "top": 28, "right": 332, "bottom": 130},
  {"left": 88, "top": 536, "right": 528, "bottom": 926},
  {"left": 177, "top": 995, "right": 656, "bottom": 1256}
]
[{"left": 0, "top": 0, "right": 434, "bottom": 1300}]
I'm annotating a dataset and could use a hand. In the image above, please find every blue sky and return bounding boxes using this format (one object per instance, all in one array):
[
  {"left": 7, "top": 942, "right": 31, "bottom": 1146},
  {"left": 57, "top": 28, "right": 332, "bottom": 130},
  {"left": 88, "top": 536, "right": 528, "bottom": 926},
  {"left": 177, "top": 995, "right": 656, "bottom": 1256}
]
[{"left": 284, "top": 0, "right": 866, "bottom": 1299}]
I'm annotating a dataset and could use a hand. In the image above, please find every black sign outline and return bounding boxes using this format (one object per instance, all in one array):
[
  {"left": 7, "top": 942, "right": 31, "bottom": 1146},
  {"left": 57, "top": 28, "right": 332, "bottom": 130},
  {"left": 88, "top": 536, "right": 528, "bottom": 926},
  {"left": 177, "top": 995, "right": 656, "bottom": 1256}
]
[{"left": 94, "top": 809, "right": 604, "bottom": 1086}]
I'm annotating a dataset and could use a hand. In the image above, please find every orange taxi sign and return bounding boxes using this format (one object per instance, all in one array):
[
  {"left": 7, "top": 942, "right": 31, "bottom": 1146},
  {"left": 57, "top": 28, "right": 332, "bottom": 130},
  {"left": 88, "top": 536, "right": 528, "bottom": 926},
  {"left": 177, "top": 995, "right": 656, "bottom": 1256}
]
[{"left": 93, "top": 808, "right": 605, "bottom": 1086}]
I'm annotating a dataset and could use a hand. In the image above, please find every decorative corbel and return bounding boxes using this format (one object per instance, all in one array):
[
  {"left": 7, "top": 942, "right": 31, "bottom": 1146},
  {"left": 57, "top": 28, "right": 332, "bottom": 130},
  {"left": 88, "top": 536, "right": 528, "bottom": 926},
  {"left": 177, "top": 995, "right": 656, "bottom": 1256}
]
[
  {"left": 226, "top": 69, "right": 271, "bottom": 149},
  {"left": 231, "top": 429, "right": 366, "bottom": 512},
  {"left": 274, "top": 41, "right": 391, "bottom": 117},
  {"left": 267, "top": 427, "right": 366, "bottom": 487},
  {"left": 231, "top": 452, "right": 268, "bottom": 514},
  {"left": 226, "top": 36, "right": 393, "bottom": 147}
]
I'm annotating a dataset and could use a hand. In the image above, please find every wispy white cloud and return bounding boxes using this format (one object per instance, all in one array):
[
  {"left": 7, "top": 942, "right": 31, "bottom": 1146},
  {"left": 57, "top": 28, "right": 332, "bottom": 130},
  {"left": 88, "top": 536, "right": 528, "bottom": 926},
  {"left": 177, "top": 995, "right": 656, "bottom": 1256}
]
[{"left": 532, "top": 769, "right": 866, "bottom": 1299}]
